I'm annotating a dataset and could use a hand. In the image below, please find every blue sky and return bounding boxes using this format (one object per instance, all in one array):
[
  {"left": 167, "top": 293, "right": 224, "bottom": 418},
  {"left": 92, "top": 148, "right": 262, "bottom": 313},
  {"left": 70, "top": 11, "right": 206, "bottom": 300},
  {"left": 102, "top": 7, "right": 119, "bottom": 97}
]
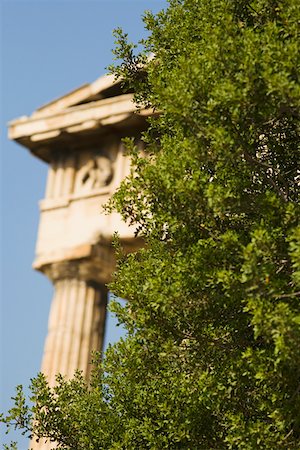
[{"left": 0, "top": 1, "right": 167, "bottom": 447}]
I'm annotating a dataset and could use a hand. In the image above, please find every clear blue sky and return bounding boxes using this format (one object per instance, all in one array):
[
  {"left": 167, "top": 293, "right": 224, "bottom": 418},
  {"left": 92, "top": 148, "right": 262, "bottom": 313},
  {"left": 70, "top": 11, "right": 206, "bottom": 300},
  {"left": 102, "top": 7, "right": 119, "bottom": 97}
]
[{"left": 0, "top": 1, "right": 167, "bottom": 447}]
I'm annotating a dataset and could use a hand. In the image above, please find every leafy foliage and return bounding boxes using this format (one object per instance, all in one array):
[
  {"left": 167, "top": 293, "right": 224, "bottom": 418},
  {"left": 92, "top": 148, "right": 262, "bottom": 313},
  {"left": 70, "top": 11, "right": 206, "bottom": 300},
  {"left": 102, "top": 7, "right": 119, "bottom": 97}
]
[{"left": 2, "top": 0, "right": 299, "bottom": 448}]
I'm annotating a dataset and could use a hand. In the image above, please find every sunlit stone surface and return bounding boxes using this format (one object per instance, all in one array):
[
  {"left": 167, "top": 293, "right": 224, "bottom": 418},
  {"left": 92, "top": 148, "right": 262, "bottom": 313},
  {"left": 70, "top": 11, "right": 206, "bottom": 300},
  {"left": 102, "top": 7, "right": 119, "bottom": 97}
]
[{"left": 9, "top": 74, "right": 152, "bottom": 449}]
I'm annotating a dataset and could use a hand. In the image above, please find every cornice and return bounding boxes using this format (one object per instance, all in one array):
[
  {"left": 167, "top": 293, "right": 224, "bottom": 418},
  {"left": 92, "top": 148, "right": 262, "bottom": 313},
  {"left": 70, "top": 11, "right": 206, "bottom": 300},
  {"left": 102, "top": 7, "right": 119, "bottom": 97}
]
[
  {"left": 8, "top": 93, "right": 154, "bottom": 162},
  {"left": 9, "top": 94, "right": 152, "bottom": 142}
]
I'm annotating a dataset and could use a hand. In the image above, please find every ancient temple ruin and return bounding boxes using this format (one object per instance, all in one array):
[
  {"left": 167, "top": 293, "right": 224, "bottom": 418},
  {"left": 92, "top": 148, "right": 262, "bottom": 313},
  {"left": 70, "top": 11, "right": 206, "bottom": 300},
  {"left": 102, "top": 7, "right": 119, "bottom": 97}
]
[{"left": 9, "top": 75, "right": 151, "bottom": 448}]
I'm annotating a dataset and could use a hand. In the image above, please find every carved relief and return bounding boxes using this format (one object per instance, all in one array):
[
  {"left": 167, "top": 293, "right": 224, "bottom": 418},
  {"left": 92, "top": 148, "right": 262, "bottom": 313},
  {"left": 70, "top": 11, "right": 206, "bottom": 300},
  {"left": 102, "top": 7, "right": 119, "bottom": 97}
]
[{"left": 75, "top": 153, "right": 113, "bottom": 193}]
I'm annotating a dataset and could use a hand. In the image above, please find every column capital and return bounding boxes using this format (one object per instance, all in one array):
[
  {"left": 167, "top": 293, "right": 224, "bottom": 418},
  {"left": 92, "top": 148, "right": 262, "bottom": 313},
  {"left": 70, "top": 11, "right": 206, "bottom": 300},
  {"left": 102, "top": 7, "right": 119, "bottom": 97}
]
[
  {"left": 37, "top": 242, "right": 115, "bottom": 284},
  {"left": 34, "top": 238, "right": 142, "bottom": 284}
]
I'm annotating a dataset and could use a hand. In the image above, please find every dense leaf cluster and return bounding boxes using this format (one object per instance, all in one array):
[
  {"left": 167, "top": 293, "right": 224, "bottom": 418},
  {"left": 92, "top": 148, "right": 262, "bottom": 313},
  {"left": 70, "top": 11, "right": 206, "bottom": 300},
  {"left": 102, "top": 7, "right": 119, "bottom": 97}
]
[{"left": 2, "top": 0, "right": 299, "bottom": 448}]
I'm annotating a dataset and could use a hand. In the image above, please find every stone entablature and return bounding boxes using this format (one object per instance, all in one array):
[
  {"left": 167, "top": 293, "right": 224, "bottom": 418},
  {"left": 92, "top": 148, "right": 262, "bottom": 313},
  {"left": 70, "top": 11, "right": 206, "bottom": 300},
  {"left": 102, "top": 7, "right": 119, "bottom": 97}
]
[
  {"left": 8, "top": 74, "right": 148, "bottom": 276},
  {"left": 34, "top": 139, "right": 133, "bottom": 273}
]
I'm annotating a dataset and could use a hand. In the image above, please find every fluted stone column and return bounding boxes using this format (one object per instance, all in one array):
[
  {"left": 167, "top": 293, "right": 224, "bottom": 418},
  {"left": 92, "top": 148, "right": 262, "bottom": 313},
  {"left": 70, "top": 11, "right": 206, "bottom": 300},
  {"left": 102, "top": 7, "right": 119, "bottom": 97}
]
[
  {"left": 40, "top": 259, "right": 108, "bottom": 384},
  {"left": 30, "top": 259, "right": 108, "bottom": 450},
  {"left": 42, "top": 284, "right": 107, "bottom": 386}
]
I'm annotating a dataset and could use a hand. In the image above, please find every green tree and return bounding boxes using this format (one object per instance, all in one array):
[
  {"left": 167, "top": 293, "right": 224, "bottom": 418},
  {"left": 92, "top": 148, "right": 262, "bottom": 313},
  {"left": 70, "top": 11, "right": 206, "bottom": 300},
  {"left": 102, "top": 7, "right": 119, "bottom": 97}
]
[{"left": 2, "top": 0, "right": 299, "bottom": 448}]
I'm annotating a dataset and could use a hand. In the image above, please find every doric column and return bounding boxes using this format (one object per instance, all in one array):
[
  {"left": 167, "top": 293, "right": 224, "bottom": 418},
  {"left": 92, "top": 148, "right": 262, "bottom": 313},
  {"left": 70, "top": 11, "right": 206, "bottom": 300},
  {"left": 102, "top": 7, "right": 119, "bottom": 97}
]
[
  {"left": 41, "top": 259, "right": 108, "bottom": 385},
  {"left": 30, "top": 258, "right": 108, "bottom": 450}
]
